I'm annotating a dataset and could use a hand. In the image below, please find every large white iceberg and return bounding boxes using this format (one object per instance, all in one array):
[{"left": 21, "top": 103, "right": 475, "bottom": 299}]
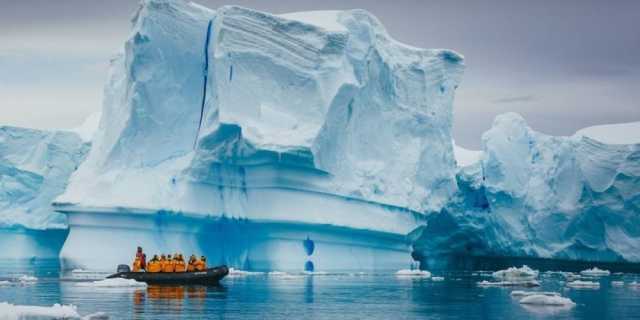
[
  {"left": 0, "top": 125, "right": 89, "bottom": 258},
  {"left": 53, "top": 0, "right": 464, "bottom": 271},
  {"left": 413, "top": 113, "right": 640, "bottom": 267}
]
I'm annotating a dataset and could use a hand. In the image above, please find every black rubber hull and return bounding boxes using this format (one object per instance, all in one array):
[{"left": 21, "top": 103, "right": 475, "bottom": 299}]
[{"left": 107, "top": 265, "right": 229, "bottom": 285}]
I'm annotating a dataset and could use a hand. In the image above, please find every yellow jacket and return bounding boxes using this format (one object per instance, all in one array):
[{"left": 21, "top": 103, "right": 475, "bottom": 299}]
[{"left": 162, "top": 259, "right": 175, "bottom": 273}]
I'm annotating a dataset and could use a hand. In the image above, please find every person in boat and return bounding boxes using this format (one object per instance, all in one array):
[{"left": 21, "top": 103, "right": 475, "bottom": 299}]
[
  {"left": 187, "top": 254, "right": 197, "bottom": 272},
  {"left": 147, "top": 255, "right": 162, "bottom": 273},
  {"left": 132, "top": 255, "right": 143, "bottom": 272},
  {"left": 174, "top": 254, "right": 187, "bottom": 273},
  {"left": 194, "top": 256, "right": 207, "bottom": 271},
  {"left": 162, "top": 254, "right": 175, "bottom": 273},
  {"left": 136, "top": 246, "right": 147, "bottom": 271}
]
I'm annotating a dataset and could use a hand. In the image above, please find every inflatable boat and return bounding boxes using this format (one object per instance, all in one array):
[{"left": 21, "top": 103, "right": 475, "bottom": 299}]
[{"left": 107, "top": 264, "right": 229, "bottom": 285}]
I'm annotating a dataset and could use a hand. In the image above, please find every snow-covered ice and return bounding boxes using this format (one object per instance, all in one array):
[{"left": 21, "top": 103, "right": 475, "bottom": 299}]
[
  {"left": 0, "top": 302, "right": 80, "bottom": 319},
  {"left": 477, "top": 280, "right": 540, "bottom": 288},
  {"left": 567, "top": 280, "right": 600, "bottom": 289},
  {"left": 413, "top": 112, "right": 640, "bottom": 267},
  {"left": 580, "top": 267, "right": 611, "bottom": 277},
  {"left": 510, "top": 291, "right": 560, "bottom": 298},
  {"left": 492, "top": 266, "right": 538, "bottom": 281},
  {"left": 518, "top": 295, "right": 576, "bottom": 307},
  {"left": 51, "top": 0, "right": 463, "bottom": 271}
]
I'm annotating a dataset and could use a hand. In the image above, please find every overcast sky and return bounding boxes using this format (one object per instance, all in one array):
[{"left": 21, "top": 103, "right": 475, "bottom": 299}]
[{"left": 1, "top": 0, "right": 638, "bottom": 148}]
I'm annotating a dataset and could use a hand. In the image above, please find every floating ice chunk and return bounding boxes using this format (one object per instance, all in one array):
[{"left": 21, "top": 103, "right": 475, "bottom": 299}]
[
  {"left": 0, "top": 281, "right": 10, "bottom": 286},
  {"left": 16, "top": 275, "right": 37, "bottom": 283},
  {"left": 510, "top": 291, "right": 560, "bottom": 298},
  {"left": 492, "top": 266, "right": 539, "bottom": 281},
  {"left": 567, "top": 280, "right": 600, "bottom": 289},
  {"left": 630, "top": 281, "right": 640, "bottom": 288},
  {"left": 611, "top": 281, "right": 624, "bottom": 287},
  {"left": 518, "top": 295, "right": 576, "bottom": 307},
  {"left": 0, "top": 302, "right": 81, "bottom": 319},
  {"left": 83, "top": 311, "right": 110, "bottom": 320},
  {"left": 580, "top": 267, "right": 611, "bottom": 277},
  {"left": 477, "top": 280, "right": 540, "bottom": 287},
  {"left": 228, "top": 268, "right": 265, "bottom": 277},
  {"left": 431, "top": 276, "right": 445, "bottom": 281},
  {"left": 396, "top": 269, "right": 432, "bottom": 278},
  {"left": 76, "top": 278, "right": 147, "bottom": 288}
]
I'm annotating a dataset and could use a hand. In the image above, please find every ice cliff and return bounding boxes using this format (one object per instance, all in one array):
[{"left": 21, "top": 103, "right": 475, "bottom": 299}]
[
  {"left": 0, "top": 127, "right": 88, "bottom": 230},
  {"left": 56, "top": 0, "right": 463, "bottom": 221},
  {"left": 52, "top": 0, "right": 464, "bottom": 270},
  {"left": 413, "top": 113, "right": 640, "bottom": 267},
  {"left": 0, "top": 125, "right": 89, "bottom": 258}
]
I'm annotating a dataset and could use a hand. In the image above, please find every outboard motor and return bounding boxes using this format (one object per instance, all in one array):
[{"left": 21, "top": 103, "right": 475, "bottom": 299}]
[{"left": 117, "top": 264, "right": 131, "bottom": 273}]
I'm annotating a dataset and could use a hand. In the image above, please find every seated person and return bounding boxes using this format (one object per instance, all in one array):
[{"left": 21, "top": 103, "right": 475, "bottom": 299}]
[
  {"left": 147, "top": 255, "right": 162, "bottom": 273},
  {"left": 187, "top": 255, "right": 197, "bottom": 272},
  {"left": 132, "top": 256, "right": 142, "bottom": 272},
  {"left": 162, "top": 254, "right": 175, "bottom": 273},
  {"left": 174, "top": 254, "right": 187, "bottom": 273},
  {"left": 194, "top": 256, "right": 207, "bottom": 271}
]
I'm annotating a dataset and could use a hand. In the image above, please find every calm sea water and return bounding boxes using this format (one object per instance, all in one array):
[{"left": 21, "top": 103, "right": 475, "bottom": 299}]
[{"left": 1, "top": 259, "right": 640, "bottom": 319}]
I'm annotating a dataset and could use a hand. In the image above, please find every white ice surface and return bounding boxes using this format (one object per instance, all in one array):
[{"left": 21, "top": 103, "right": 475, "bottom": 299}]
[
  {"left": 575, "top": 121, "right": 640, "bottom": 145},
  {"left": 579, "top": 267, "right": 610, "bottom": 277},
  {"left": 395, "top": 269, "right": 431, "bottom": 278},
  {"left": 0, "top": 302, "right": 80, "bottom": 319},
  {"left": 566, "top": 280, "right": 600, "bottom": 289},
  {"left": 518, "top": 295, "right": 576, "bottom": 307}
]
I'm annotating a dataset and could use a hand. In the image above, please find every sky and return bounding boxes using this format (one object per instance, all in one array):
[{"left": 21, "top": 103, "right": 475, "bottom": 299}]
[{"left": 1, "top": 0, "right": 638, "bottom": 148}]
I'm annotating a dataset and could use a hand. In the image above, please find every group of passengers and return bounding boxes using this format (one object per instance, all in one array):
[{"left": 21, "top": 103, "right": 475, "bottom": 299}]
[{"left": 132, "top": 247, "right": 207, "bottom": 273}]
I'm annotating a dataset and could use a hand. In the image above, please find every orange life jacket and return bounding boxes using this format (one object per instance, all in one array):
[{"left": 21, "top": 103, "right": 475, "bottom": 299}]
[
  {"left": 187, "top": 259, "right": 196, "bottom": 272},
  {"left": 174, "top": 260, "right": 186, "bottom": 272},
  {"left": 162, "top": 259, "right": 175, "bottom": 273},
  {"left": 132, "top": 258, "right": 142, "bottom": 272},
  {"left": 147, "top": 260, "right": 162, "bottom": 273},
  {"left": 194, "top": 260, "right": 206, "bottom": 271}
]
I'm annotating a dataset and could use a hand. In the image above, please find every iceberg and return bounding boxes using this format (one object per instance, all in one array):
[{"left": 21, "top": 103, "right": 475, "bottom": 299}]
[
  {"left": 492, "top": 265, "right": 539, "bottom": 282},
  {"left": 566, "top": 280, "right": 600, "bottom": 289},
  {"left": 53, "top": 0, "right": 464, "bottom": 271},
  {"left": 0, "top": 123, "right": 90, "bottom": 259},
  {"left": 412, "top": 113, "right": 640, "bottom": 268}
]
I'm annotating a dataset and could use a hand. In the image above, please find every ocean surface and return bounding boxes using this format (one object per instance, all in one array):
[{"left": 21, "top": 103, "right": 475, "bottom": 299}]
[{"left": 1, "top": 259, "right": 640, "bottom": 319}]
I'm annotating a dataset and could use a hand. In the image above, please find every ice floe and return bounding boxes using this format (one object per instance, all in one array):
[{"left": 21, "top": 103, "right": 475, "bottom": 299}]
[
  {"left": 567, "top": 280, "right": 600, "bottom": 289},
  {"left": 431, "top": 276, "right": 445, "bottom": 281},
  {"left": 579, "top": 267, "right": 610, "bottom": 277},
  {"left": 477, "top": 280, "right": 540, "bottom": 288},
  {"left": 395, "top": 269, "right": 432, "bottom": 278},
  {"left": 518, "top": 295, "right": 576, "bottom": 307},
  {"left": 15, "top": 275, "right": 37, "bottom": 283},
  {"left": 510, "top": 291, "right": 560, "bottom": 298},
  {"left": 227, "top": 268, "right": 265, "bottom": 277},
  {"left": 492, "top": 266, "right": 539, "bottom": 281},
  {"left": 0, "top": 302, "right": 80, "bottom": 319},
  {"left": 611, "top": 281, "right": 624, "bottom": 287}
]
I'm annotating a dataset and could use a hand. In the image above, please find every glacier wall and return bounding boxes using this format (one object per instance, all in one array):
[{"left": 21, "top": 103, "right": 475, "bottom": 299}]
[
  {"left": 54, "top": 0, "right": 463, "bottom": 270},
  {"left": 0, "top": 126, "right": 88, "bottom": 258},
  {"left": 413, "top": 113, "right": 640, "bottom": 268}
]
